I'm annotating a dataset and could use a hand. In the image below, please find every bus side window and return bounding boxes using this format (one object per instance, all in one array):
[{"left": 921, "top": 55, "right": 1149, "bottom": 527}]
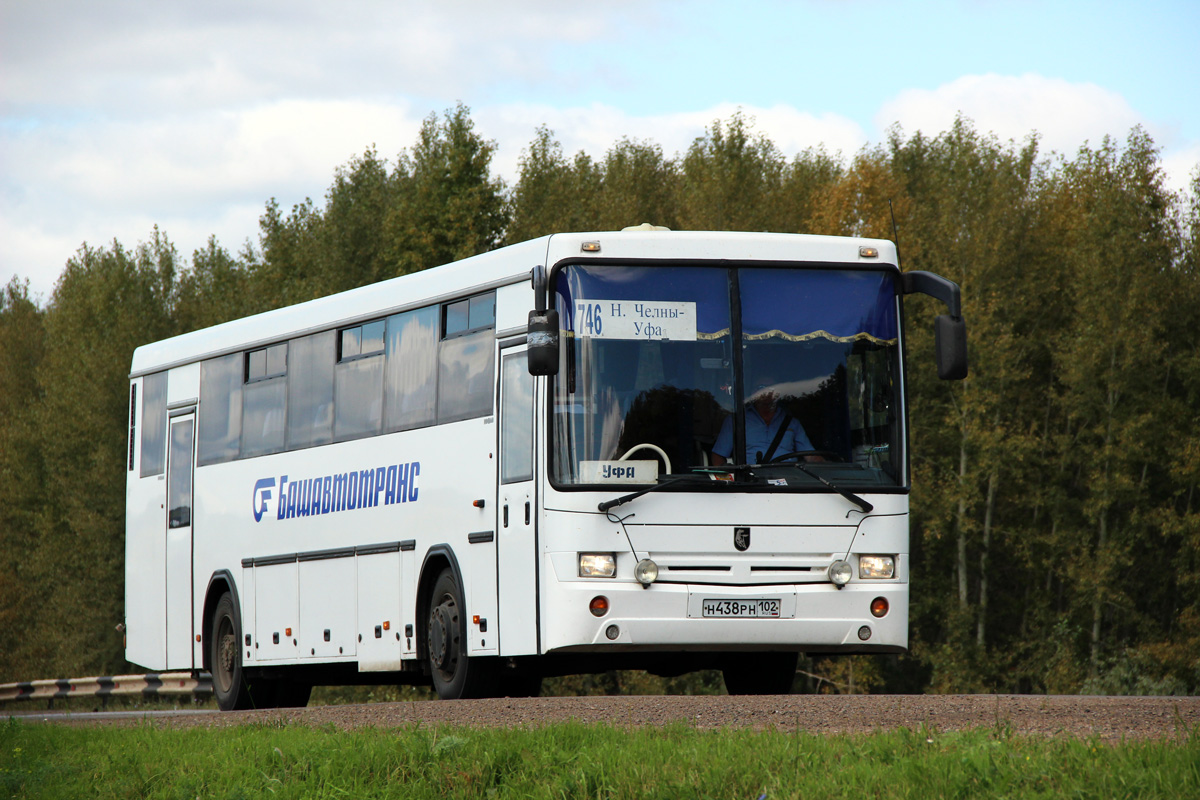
[
  {"left": 385, "top": 306, "right": 438, "bottom": 431},
  {"left": 197, "top": 354, "right": 242, "bottom": 465},
  {"left": 437, "top": 291, "right": 496, "bottom": 423},
  {"left": 242, "top": 343, "right": 288, "bottom": 457},
  {"left": 140, "top": 371, "right": 168, "bottom": 477},
  {"left": 335, "top": 321, "right": 385, "bottom": 440},
  {"left": 287, "top": 331, "right": 335, "bottom": 449}
]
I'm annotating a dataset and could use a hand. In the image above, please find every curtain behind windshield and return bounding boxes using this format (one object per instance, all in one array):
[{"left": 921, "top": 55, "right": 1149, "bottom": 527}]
[{"left": 739, "top": 268, "right": 897, "bottom": 344}]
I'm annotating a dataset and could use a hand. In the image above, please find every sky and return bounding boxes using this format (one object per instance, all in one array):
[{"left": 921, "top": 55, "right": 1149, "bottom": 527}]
[{"left": 3, "top": 0, "right": 1199, "bottom": 302}]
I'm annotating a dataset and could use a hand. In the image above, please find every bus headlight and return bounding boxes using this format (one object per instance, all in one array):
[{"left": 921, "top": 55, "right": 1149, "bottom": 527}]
[
  {"left": 579, "top": 553, "right": 617, "bottom": 578},
  {"left": 858, "top": 555, "right": 895, "bottom": 579},
  {"left": 828, "top": 560, "right": 853, "bottom": 587},
  {"left": 634, "top": 558, "right": 659, "bottom": 587}
]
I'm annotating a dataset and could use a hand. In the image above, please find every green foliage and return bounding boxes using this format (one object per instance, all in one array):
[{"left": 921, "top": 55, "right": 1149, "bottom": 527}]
[
  {"left": 383, "top": 104, "right": 507, "bottom": 276},
  {"left": 27, "top": 233, "right": 180, "bottom": 678},
  {"left": 2, "top": 718, "right": 1198, "bottom": 799},
  {"left": 0, "top": 106, "right": 1198, "bottom": 697}
]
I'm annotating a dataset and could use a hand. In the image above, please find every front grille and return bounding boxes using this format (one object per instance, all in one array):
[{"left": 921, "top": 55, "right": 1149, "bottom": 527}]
[{"left": 652, "top": 559, "right": 830, "bottom": 586}]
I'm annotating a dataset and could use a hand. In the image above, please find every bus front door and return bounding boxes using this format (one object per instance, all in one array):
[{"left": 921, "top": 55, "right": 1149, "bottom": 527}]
[
  {"left": 165, "top": 411, "right": 195, "bottom": 669},
  {"left": 496, "top": 346, "right": 538, "bottom": 655}
]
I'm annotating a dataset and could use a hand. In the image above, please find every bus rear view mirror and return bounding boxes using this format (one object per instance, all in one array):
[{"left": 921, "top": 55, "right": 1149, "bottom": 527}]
[
  {"left": 527, "top": 310, "right": 560, "bottom": 376},
  {"left": 934, "top": 315, "right": 968, "bottom": 380}
]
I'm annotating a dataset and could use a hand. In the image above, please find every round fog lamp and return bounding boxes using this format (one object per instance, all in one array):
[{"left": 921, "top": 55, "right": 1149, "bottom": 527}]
[
  {"left": 634, "top": 559, "right": 659, "bottom": 587},
  {"left": 589, "top": 596, "right": 610, "bottom": 617},
  {"left": 828, "top": 560, "right": 853, "bottom": 587},
  {"left": 605, "top": 624, "right": 620, "bottom": 640},
  {"left": 870, "top": 597, "right": 889, "bottom": 618},
  {"left": 858, "top": 625, "right": 872, "bottom": 641}
]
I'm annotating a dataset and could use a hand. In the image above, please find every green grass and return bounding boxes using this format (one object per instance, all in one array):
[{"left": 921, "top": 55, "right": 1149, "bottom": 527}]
[{"left": 2, "top": 716, "right": 1197, "bottom": 799}]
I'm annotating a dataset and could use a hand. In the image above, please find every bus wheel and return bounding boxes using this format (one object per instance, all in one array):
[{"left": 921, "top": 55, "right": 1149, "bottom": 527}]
[
  {"left": 210, "top": 593, "right": 253, "bottom": 711},
  {"left": 427, "top": 568, "right": 495, "bottom": 699},
  {"left": 722, "top": 652, "right": 798, "bottom": 695}
]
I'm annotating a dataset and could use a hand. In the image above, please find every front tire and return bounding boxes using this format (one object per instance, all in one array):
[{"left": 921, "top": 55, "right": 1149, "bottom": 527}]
[
  {"left": 426, "top": 568, "right": 495, "bottom": 699},
  {"left": 722, "top": 652, "right": 798, "bottom": 695}
]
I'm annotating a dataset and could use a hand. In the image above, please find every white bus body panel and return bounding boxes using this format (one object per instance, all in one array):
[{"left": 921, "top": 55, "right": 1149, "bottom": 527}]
[
  {"left": 186, "top": 415, "right": 497, "bottom": 669},
  {"left": 536, "top": 491, "right": 909, "bottom": 654},
  {"left": 125, "top": 230, "right": 907, "bottom": 675}
]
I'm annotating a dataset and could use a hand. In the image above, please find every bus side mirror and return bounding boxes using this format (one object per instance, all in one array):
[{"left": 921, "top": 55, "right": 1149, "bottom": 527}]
[
  {"left": 935, "top": 315, "right": 968, "bottom": 380},
  {"left": 527, "top": 310, "right": 560, "bottom": 376}
]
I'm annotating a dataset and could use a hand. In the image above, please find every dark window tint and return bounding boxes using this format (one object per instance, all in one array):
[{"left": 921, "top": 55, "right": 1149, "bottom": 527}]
[
  {"left": 167, "top": 419, "right": 194, "bottom": 529},
  {"left": 444, "top": 300, "right": 470, "bottom": 337},
  {"left": 341, "top": 327, "right": 361, "bottom": 360},
  {"left": 501, "top": 351, "right": 534, "bottom": 483},
  {"left": 335, "top": 353, "right": 384, "bottom": 439},
  {"left": 242, "top": 378, "right": 286, "bottom": 457},
  {"left": 198, "top": 354, "right": 242, "bottom": 465},
  {"left": 469, "top": 293, "right": 495, "bottom": 330},
  {"left": 287, "top": 331, "right": 335, "bottom": 449},
  {"left": 361, "top": 320, "right": 385, "bottom": 354},
  {"left": 437, "top": 329, "right": 493, "bottom": 422},
  {"left": 340, "top": 320, "right": 385, "bottom": 362},
  {"left": 247, "top": 343, "right": 287, "bottom": 382},
  {"left": 140, "top": 371, "right": 168, "bottom": 477},
  {"left": 128, "top": 384, "right": 137, "bottom": 471},
  {"left": 385, "top": 306, "right": 438, "bottom": 431},
  {"left": 444, "top": 292, "right": 495, "bottom": 338}
]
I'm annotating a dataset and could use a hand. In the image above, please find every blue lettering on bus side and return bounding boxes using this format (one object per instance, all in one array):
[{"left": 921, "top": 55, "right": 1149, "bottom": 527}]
[
  {"left": 384, "top": 465, "right": 398, "bottom": 504},
  {"left": 252, "top": 461, "right": 422, "bottom": 522},
  {"left": 396, "top": 463, "right": 409, "bottom": 503},
  {"left": 253, "top": 477, "right": 275, "bottom": 522}
]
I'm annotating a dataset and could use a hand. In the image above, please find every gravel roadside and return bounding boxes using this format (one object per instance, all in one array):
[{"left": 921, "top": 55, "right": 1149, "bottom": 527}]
[{"left": 16, "top": 694, "right": 1198, "bottom": 739}]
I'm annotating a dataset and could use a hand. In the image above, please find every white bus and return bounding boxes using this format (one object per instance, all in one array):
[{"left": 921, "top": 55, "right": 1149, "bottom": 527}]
[{"left": 125, "top": 228, "right": 967, "bottom": 709}]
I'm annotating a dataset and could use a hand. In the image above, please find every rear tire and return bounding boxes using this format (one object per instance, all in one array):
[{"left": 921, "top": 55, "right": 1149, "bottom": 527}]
[
  {"left": 722, "top": 652, "right": 798, "bottom": 695},
  {"left": 210, "top": 593, "right": 252, "bottom": 711},
  {"left": 426, "top": 567, "right": 496, "bottom": 699},
  {"left": 210, "top": 592, "right": 310, "bottom": 709}
]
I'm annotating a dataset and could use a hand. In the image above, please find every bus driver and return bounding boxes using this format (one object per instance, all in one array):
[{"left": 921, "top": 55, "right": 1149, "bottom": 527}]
[{"left": 711, "top": 378, "right": 817, "bottom": 466}]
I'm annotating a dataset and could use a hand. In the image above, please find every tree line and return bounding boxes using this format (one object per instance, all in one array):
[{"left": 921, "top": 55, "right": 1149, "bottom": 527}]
[{"left": 2, "top": 104, "right": 1198, "bottom": 695}]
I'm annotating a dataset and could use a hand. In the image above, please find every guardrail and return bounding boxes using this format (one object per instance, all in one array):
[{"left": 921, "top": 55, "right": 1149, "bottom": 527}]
[{"left": 0, "top": 672, "right": 213, "bottom": 708}]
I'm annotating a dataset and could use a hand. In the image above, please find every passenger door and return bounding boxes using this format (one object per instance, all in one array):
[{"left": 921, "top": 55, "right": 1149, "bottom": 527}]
[
  {"left": 496, "top": 346, "right": 539, "bottom": 655},
  {"left": 165, "top": 412, "right": 195, "bottom": 668}
]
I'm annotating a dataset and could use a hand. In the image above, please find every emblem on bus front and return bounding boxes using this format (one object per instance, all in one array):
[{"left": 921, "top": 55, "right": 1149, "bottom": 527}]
[{"left": 734, "top": 527, "right": 750, "bottom": 551}]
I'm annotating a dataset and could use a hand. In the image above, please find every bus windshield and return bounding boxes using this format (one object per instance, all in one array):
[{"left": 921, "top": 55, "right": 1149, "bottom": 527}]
[{"left": 550, "top": 263, "right": 904, "bottom": 490}]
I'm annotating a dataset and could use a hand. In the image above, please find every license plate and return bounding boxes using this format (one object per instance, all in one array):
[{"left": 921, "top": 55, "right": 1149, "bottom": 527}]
[{"left": 701, "top": 598, "right": 781, "bottom": 618}]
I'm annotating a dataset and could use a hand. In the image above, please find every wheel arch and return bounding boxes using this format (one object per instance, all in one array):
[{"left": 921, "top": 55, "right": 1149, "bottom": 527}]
[
  {"left": 201, "top": 570, "right": 241, "bottom": 673},
  {"left": 415, "top": 545, "right": 463, "bottom": 662}
]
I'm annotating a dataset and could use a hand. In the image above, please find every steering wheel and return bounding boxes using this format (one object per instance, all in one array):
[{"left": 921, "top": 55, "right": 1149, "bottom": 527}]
[{"left": 619, "top": 443, "right": 673, "bottom": 475}]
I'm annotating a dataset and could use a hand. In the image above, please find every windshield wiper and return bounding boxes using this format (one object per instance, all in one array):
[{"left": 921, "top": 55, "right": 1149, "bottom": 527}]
[
  {"left": 597, "top": 475, "right": 711, "bottom": 513},
  {"left": 789, "top": 462, "right": 873, "bottom": 514},
  {"left": 759, "top": 451, "right": 874, "bottom": 514}
]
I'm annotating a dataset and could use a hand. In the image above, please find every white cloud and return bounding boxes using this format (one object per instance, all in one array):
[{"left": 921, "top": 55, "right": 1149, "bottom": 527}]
[
  {"left": 875, "top": 72, "right": 1196, "bottom": 194},
  {"left": 878, "top": 73, "right": 1145, "bottom": 153},
  {"left": 877, "top": 73, "right": 1140, "bottom": 153},
  {"left": 1, "top": 99, "right": 428, "bottom": 298},
  {"left": 0, "top": 1, "right": 644, "bottom": 118},
  {"left": 4, "top": 0, "right": 1197, "bottom": 304},
  {"left": 1161, "top": 142, "right": 1200, "bottom": 197}
]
